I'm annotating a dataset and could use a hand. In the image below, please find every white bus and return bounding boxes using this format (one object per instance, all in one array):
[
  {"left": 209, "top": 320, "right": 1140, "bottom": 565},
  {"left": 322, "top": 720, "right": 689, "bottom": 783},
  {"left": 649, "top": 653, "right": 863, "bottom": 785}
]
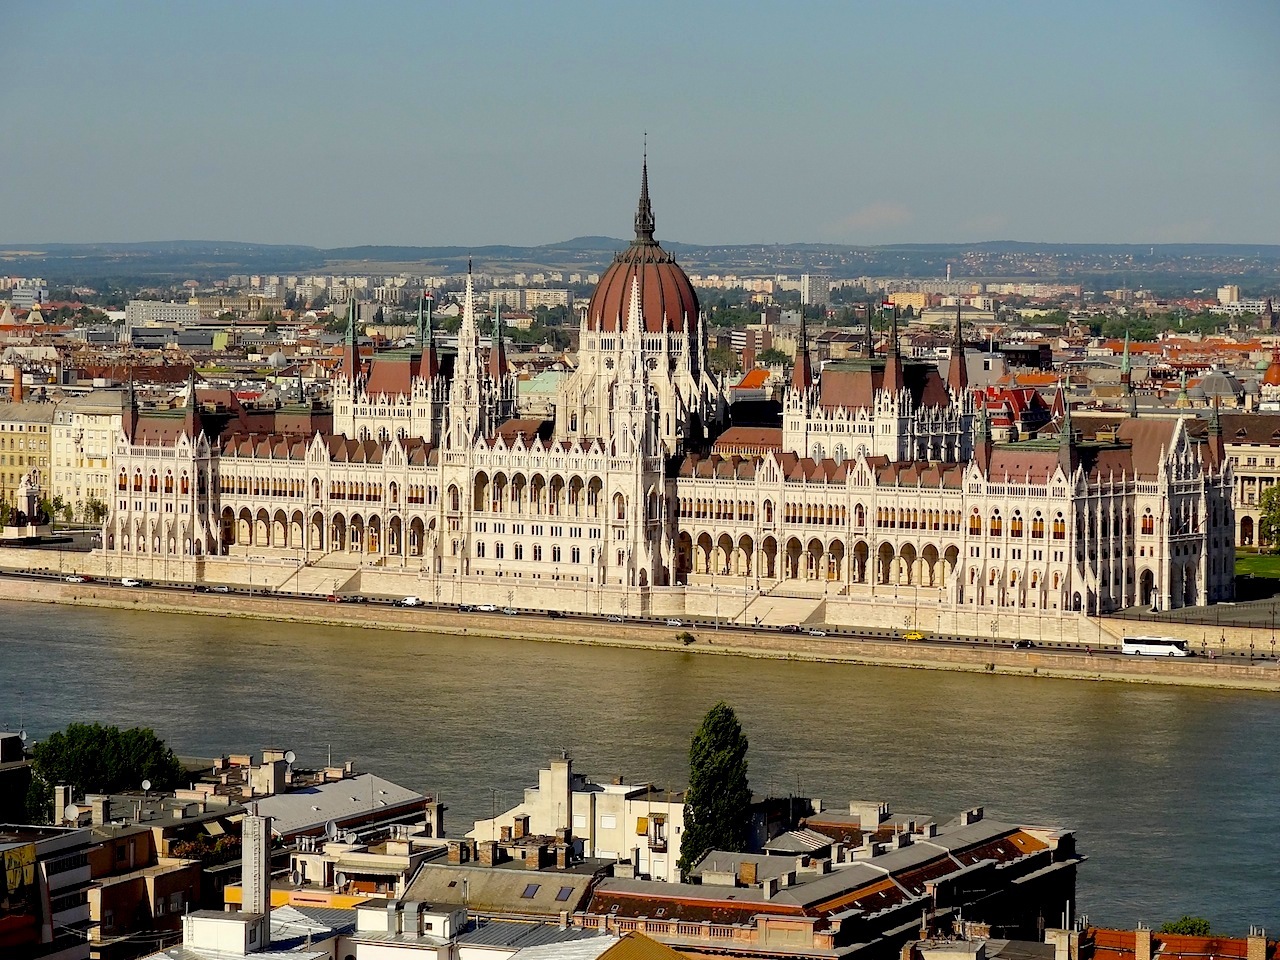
[{"left": 1121, "top": 636, "right": 1192, "bottom": 657}]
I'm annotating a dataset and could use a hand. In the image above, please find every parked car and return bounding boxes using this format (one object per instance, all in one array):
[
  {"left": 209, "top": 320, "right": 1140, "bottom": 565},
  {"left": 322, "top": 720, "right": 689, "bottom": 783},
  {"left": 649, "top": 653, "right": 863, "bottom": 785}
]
[
  {"left": 65, "top": 575, "right": 87, "bottom": 583},
  {"left": 1012, "top": 639, "right": 1037, "bottom": 649},
  {"left": 399, "top": 596, "right": 424, "bottom": 607},
  {"left": 120, "top": 578, "right": 142, "bottom": 587},
  {"left": 476, "top": 603, "right": 498, "bottom": 612}
]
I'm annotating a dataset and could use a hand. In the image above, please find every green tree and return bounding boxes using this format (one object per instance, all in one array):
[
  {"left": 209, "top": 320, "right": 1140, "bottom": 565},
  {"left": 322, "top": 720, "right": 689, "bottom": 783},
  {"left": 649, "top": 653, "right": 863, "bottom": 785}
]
[
  {"left": 27, "top": 723, "right": 184, "bottom": 819},
  {"left": 677, "top": 702, "right": 751, "bottom": 878},
  {"left": 757, "top": 347, "right": 790, "bottom": 367},
  {"left": 1260, "top": 485, "right": 1280, "bottom": 554},
  {"left": 1158, "top": 916, "right": 1211, "bottom": 936},
  {"left": 707, "top": 347, "right": 741, "bottom": 376},
  {"left": 84, "top": 497, "right": 109, "bottom": 526}
]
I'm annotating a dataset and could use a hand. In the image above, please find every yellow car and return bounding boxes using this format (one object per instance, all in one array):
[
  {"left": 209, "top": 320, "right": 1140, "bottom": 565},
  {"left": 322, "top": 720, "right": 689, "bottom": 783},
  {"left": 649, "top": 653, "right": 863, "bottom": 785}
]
[{"left": 902, "top": 630, "right": 925, "bottom": 642}]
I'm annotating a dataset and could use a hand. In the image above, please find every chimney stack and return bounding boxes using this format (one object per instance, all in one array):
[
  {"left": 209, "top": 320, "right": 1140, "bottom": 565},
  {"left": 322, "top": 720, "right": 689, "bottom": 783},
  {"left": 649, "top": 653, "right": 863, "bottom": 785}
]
[
  {"left": 242, "top": 812, "right": 273, "bottom": 947},
  {"left": 1246, "top": 928, "right": 1266, "bottom": 960},
  {"left": 1134, "top": 925, "right": 1152, "bottom": 960},
  {"left": 90, "top": 797, "right": 111, "bottom": 826}
]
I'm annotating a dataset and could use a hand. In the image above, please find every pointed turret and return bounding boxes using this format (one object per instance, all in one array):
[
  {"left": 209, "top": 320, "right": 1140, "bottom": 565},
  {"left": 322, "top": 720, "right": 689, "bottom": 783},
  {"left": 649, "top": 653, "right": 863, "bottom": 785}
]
[
  {"left": 882, "top": 306, "right": 904, "bottom": 393},
  {"left": 123, "top": 370, "right": 138, "bottom": 442},
  {"left": 183, "top": 367, "right": 202, "bottom": 439},
  {"left": 488, "top": 303, "right": 508, "bottom": 379},
  {"left": 946, "top": 300, "right": 968, "bottom": 394},
  {"left": 974, "top": 403, "right": 992, "bottom": 474},
  {"left": 792, "top": 308, "right": 814, "bottom": 391},
  {"left": 1206, "top": 395, "right": 1225, "bottom": 467},
  {"left": 1058, "top": 378, "right": 1076, "bottom": 476},
  {"left": 1120, "top": 331, "right": 1137, "bottom": 418},
  {"left": 634, "top": 144, "right": 656, "bottom": 243},
  {"left": 345, "top": 295, "right": 360, "bottom": 380},
  {"left": 421, "top": 291, "right": 439, "bottom": 379},
  {"left": 1264, "top": 298, "right": 1276, "bottom": 331}
]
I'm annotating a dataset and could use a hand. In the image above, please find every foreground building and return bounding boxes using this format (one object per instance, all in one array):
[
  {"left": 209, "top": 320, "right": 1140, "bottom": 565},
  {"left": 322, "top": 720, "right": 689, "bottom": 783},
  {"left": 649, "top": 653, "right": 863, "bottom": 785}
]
[{"left": 101, "top": 160, "right": 1234, "bottom": 630}]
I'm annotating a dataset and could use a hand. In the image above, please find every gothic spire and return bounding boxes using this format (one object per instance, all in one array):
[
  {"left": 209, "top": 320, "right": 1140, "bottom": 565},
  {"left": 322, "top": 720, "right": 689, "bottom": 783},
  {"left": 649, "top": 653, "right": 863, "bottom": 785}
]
[
  {"left": 183, "top": 366, "right": 201, "bottom": 439},
  {"left": 792, "top": 307, "right": 814, "bottom": 390},
  {"left": 634, "top": 141, "right": 655, "bottom": 243},
  {"left": 488, "top": 302, "right": 508, "bottom": 379},
  {"left": 416, "top": 291, "right": 426, "bottom": 344},
  {"left": 1121, "top": 330, "right": 1137, "bottom": 418},
  {"left": 946, "top": 299, "right": 968, "bottom": 394},
  {"left": 882, "top": 305, "right": 904, "bottom": 393}
]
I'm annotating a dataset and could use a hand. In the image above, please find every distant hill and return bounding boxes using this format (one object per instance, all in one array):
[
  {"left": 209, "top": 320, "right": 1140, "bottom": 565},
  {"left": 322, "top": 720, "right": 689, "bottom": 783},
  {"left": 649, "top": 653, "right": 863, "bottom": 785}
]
[{"left": 3, "top": 238, "right": 1279, "bottom": 287}]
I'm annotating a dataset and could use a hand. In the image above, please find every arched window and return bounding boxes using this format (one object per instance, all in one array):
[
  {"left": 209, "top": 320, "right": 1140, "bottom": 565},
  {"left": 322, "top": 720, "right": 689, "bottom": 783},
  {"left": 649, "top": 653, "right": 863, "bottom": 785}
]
[
  {"left": 1053, "top": 513, "right": 1066, "bottom": 540},
  {"left": 969, "top": 510, "right": 982, "bottom": 536},
  {"left": 1141, "top": 511, "right": 1154, "bottom": 535},
  {"left": 1031, "top": 513, "right": 1044, "bottom": 538},
  {"left": 990, "top": 512, "right": 1003, "bottom": 537},
  {"left": 1010, "top": 512, "right": 1023, "bottom": 538}
]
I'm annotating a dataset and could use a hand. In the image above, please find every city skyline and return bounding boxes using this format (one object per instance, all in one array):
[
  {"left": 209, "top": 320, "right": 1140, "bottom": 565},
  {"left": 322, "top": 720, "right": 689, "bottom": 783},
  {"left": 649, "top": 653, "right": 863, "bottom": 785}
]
[{"left": 4, "top": 0, "right": 1279, "bottom": 248}]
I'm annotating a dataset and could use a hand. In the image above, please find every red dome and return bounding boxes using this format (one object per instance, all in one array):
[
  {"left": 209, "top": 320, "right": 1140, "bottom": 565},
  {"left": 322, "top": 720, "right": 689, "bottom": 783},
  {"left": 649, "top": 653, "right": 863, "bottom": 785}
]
[{"left": 586, "top": 160, "right": 699, "bottom": 334}]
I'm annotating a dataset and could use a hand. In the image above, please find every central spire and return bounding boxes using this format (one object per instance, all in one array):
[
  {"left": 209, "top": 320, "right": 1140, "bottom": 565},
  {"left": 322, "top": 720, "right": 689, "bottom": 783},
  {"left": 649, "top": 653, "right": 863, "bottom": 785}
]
[{"left": 634, "top": 140, "right": 655, "bottom": 243}]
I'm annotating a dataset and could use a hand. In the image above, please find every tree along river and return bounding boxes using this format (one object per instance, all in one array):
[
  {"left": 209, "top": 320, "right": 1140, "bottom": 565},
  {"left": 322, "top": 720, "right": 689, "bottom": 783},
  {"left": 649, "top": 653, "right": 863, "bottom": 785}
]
[{"left": 0, "top": 602, "right": 1274, "bottom": 932}]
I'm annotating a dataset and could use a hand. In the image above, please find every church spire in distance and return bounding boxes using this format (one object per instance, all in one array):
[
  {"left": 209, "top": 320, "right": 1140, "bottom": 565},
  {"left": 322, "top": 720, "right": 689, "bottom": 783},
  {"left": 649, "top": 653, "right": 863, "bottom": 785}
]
[{"left": 634, "top": 135, "right": 655, "bottom": 243}]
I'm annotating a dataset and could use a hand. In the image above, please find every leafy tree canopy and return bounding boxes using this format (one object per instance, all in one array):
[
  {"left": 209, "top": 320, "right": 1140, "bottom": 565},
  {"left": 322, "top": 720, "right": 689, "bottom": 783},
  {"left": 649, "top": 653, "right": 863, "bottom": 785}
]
[
  {"left": 31, "top": 722, "right": 184, "bottom": 799},
  {"left": 1260, "top": 485, "right": 1280, "bottom": 554},
  {"left": 757, "top": 347, "right": 790, "bottom": 366},
  {"left": 1158, "top": 916, "right": 1211, "bottom": 936},
  {"left": 677, "top": 701, "right": 751, "bottom": 878}
]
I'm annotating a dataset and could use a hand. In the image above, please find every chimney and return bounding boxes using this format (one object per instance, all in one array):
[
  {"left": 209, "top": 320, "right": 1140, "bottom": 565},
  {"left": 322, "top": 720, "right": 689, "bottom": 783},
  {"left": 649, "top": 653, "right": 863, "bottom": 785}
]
[
  {"left": 446, "top": 840, "right": 465, "bottom": 865},
  {"left": 513, "top": 814, "right": 530, "bottom": 840},
  {"left": 90, "top": 796, "right": 112, "bottom": 826},
  {"left": 962, "top": 806, "right": 985, "bottom": 826},
  {"left": 739, "top": 861, "right": 758, "bottom": 886},
  {"left": 53, "top": 785, "right": 73, "bottom": 824},
  {"left": 555, "top": 844, "right": 570, "bottom": 869},
  {"left": 478, "top": 840, "right": 499, "bottom": 867},
  {"left": 424, "top": 799, "right": 445, "bottom": 839},
  {"left": 1246, "top": 927, "right": 1266, "bottom": 960},
  {"left": 1046, "top": 929, "right": 1080, "bottom": 960},
  {"left": 762, "top": 876, "right": 779, "bottom": 900},
  {"left": 1134, "top": 925, "right": 1152, "bottom": 960},
  {"left": 242, "top": 812, "right": 273, "bottom": 947},
  {"left": 500, "top": 825, "right": 513, "bottom": 842}
]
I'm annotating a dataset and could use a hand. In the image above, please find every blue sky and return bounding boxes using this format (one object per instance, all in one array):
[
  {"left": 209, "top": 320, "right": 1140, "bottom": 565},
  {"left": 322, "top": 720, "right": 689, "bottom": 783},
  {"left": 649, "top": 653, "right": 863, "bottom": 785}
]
[{"left": 3, "top": 0, "right": 1277, "bottom": 247}]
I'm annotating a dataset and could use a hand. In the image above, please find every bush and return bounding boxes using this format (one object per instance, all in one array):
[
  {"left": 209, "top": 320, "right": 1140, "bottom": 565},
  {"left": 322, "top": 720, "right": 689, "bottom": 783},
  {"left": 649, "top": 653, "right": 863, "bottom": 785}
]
[{"left": 678, "top": 631, "right": 696, "bottom": 645}]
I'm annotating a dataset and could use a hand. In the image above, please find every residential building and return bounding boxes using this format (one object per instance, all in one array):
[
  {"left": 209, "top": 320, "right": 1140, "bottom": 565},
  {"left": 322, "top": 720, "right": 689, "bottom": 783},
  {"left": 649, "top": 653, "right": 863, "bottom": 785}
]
[
  {"left": 51, "top": 391, "right": 127, "bottom": 519},
  {"left": 0, "top": 823, "right": 96, "bottom": 960},
  {"left": 490, "top": 289, "right": 526, "bottom": 311},
  {"left": 0, "top": 401, "right": 55, "bottom": 507},
  {"left": 525, "top": 289, "right": 572, "bottom": 310},
  {"left": 124, "top": 302, "right": 199, "bottom": 333},
  {"left": 800, "top": 273, "right": 830, "bottom": 306},
  {"left": 469, "top": 757, "right": 685, "bottom": 883}
]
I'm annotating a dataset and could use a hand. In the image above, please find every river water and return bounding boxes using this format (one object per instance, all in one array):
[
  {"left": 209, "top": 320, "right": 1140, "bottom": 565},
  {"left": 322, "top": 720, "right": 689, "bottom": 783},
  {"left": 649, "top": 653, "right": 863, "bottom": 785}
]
[{"left": 0, "top": 602, "right": 1274, "bottom": 932}]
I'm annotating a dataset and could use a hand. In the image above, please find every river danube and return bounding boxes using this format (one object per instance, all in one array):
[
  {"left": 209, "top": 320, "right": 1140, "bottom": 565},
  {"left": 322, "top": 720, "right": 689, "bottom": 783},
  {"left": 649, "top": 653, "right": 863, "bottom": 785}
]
[{"left": 1, "top": 602, "right": 1274, "bottom": 931}]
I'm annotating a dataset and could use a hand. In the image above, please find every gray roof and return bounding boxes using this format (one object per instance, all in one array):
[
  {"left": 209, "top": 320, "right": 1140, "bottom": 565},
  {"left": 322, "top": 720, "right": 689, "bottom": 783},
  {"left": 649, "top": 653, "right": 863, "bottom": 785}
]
[
  {"left": 403, "top": 862, "right": 600, "bottom": 917},
  {"left": 459, "top": 918, "right": 605, "bottom": 950},
  {"left": 252, "top": 773, "right": 423, "bottom": 836}
]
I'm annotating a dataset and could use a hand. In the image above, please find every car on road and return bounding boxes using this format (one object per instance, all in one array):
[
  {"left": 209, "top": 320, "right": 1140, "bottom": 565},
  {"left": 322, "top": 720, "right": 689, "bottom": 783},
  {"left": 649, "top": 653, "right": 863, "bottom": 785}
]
[
  {"left": 807, "top": 628, "right": 828, "bottom": 637},
  {"left": 606, "top": 614, "right": 625, "bottom": 623},
  {"left": 65, "top": 575, "right": 87, "bottom": 583},
  {"left": 458, "top": 604, "right": 475, "bottom": 612},
  {"left": 665, "top": 618, "right": 684, "bottom": 627},
  {"left": 209, "top": 585, "right": 230, "bottom": 593},
  {"left": 476, "top": 603, "right": 498, "bottom": 612},
  {"left": 399, "top": 596, "right": 424, "bottom": 607},
  {"left": 502, "top": 607, "right": 518, "bottom": 616},
  {"left": 903, "top": 630, "right": 925, "bottom": 641},
  {"left": 120, "top": 578, "right": 142, "bottom": 587},
  {"left": 1012, "top": 639, "right": 1036, "bottom": 650}
]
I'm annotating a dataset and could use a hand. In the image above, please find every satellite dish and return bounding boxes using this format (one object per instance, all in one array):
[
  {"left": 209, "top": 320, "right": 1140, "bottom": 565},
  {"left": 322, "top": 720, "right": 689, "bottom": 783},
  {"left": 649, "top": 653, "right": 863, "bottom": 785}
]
[
  {"left": 290, "top": 870, "right": 301, "bottom": 885},
  {"left": 63, "top": 803, "right": 79, "bottom": 824},
  {"left": 335, "top": 872, "right": 348, "bottom": 890},
  {"left": 18, "top": 728, "right": 27, "bottom": 742},
  {"left": 284, "top": 750, "right": 296, "bottom": 765},
  {"left": 325, "top": 820, "right": 338, "bottom": 840},
  {"left": 141, "top": 779, "right": 152, "bottom": 793}
]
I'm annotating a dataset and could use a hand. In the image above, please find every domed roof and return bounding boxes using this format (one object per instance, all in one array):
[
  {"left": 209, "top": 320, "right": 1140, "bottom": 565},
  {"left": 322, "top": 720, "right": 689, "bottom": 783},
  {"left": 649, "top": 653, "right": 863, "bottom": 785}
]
[
  {"left": 1199, "top": 368, "right": 1242, "bottom": 398},
  {"left": 1263, "top": 349, "right": 1280, "bottom": 387},
  {"left": 586, "top": 159, "right": 699, "bottom": 335}
]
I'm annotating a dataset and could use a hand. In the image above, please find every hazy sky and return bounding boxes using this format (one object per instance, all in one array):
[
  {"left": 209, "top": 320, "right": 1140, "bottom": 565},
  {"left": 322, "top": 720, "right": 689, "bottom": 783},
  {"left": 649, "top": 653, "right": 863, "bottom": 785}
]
[{"left": 3, "top": 1, "right": 1278, "bottom": 247}]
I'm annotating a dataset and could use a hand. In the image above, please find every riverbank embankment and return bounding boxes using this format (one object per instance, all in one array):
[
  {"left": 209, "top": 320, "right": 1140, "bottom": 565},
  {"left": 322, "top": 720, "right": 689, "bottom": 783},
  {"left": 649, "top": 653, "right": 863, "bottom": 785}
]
[{"left": 6, "top": 577, "right": 1278, "bottom": 692}]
